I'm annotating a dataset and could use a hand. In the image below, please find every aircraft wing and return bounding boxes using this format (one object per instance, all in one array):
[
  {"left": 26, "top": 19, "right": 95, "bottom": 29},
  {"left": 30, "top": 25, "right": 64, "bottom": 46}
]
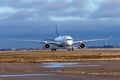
[
  {"left": 12, "top": 39, "right": 62, "bottom": 46},
  {"left": 12, "top": 39, "right": 45, "bottom": 43},
  {"left": 73, "top": 37, "right": 111, "bottom": 44}
]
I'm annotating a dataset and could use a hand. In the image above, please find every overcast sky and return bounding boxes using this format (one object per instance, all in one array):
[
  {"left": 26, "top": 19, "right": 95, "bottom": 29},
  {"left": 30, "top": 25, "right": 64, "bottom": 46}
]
[{"left": 0, "top": 0, "right": 120, "bottom": 48}]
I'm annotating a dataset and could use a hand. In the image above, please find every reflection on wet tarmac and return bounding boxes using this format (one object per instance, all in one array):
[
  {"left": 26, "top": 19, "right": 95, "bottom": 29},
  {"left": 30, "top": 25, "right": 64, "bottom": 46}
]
[
  {"left": 42, "top": 62, "right": 79, "bottom": 68},
  {"left": 0, "top": 74, "right": 54, "bottom": 77},
  {"left": 41, "top": 62, "right": 100, "bottom": 68}
]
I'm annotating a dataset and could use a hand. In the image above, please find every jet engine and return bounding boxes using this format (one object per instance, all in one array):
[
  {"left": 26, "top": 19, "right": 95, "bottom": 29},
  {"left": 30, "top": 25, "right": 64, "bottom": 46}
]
[
  {"left": 78, "top": 43, "right": 85, "bottom": 48},
  {"left": 44, "top": 43, "right": 50, "bottom": 49}
]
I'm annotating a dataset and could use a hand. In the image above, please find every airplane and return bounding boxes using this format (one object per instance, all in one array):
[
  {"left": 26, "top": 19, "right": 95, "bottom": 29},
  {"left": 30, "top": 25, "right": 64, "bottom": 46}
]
[{"left": 12, "top": 25, "right": 111, "bottom": 51}]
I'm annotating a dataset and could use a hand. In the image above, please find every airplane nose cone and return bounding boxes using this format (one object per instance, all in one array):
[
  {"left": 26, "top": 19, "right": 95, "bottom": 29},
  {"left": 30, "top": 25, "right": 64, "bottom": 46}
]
[
  {"left": 66, "top": 41, "right": 73, "bottom": 46},
  {"left": 65, "top": 36, "right": 73, "bottom": 46}
]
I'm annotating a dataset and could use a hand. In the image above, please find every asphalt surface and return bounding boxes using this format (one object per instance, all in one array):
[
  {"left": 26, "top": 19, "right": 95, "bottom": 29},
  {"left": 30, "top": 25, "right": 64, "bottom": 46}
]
[{"left": 0, "top": 61, "right": 120, "bottom": 80}]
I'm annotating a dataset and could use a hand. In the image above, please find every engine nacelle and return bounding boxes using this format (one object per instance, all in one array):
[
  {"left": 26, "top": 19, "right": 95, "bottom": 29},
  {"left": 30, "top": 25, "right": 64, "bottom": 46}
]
[
  {"left": 44, "top": 43, "right": 50, "bottom": 49},
  {"left": 78, "top": 43, "right": 85, "bottom": 48}
]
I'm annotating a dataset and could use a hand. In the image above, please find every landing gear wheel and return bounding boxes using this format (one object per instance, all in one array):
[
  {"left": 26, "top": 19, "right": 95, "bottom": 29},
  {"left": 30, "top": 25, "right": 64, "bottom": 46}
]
[
  {"left": 68, "top": 48, "right": 74, "bottom": 51},
  {"left": 68, "top": 49, "right": 71, "bottom": 51},
  {"left": 51, "top": 49, "right": 56, "bottom": 51},
  {"left": 72, "top": 48, "right": 74, "bottom": 51}
]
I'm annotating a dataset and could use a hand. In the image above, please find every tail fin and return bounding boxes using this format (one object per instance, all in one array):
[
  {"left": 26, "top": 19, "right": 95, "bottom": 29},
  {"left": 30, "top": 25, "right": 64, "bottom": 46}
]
[{"left": 55, "top": 24, "right": 59, "bottom": 37}]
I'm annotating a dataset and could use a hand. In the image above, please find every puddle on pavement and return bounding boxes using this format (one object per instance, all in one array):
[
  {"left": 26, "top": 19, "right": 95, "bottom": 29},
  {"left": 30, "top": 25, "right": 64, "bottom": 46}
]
[
  {"left": 41, "top": 62, "right": 100, "bottom": 68},
  {"left": 41, "top": 62, "right": 79, "bottom": 68},
  {"left": 0, "top": 74, "right": 54, "bottom": 77}
]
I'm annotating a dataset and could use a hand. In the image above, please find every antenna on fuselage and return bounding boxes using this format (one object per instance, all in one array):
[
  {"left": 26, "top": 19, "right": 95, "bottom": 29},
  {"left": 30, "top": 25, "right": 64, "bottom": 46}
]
[{"left": 55, "top": 24, "right": 59, "bottom": 37}]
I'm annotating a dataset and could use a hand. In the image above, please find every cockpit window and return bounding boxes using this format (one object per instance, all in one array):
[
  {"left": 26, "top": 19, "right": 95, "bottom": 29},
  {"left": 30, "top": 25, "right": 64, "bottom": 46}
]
[{"left": 66, "top": 39, "right": 72, "bottom": 41}]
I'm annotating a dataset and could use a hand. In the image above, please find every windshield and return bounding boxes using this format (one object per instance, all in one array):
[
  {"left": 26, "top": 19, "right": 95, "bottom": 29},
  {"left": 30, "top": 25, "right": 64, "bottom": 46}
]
[{"left": 66, "top": 39, "right": 72, "bottom": 41}]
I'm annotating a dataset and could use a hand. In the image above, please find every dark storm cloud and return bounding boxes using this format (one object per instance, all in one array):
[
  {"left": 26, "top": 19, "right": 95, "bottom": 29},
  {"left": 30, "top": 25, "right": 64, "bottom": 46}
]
[
  {"left": 101, "top": 0, "right": 120, "bottom": 8},
  {"left": 0, "top": 0, "right": 89, "bottom": 20},
  {"left": 89, "top": 0, "right": 120, "bottom": 19},
  {"left": 0, "top": 0, "right": 120, "bottom": 21}
]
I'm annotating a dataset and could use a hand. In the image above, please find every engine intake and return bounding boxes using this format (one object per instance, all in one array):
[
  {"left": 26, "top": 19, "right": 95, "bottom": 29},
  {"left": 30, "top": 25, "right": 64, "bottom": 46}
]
[
  {"left": 44, "top": 44, "right": 50, "bottom": 49},
  {"left": 79, "top": 43, "right": 85, "bottom": 48}
]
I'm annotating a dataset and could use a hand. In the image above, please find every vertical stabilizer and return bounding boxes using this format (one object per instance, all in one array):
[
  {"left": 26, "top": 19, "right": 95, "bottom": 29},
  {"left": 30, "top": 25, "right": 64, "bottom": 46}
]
[{"left": 55, "top": 24, "right": 59, "bottom": 37}]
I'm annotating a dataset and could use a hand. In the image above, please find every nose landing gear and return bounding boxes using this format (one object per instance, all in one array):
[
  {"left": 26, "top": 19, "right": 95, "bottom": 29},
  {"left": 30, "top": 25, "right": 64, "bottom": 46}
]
[
  {"left": 67, "top": 46, "right": 74, "bottom": 51},
  {"left": 68, "top": 48, "right": 74, "bottom": 51}
]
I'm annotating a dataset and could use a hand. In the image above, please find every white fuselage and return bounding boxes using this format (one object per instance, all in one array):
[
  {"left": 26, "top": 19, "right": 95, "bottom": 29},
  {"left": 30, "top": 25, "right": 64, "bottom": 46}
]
[{"left": 54, "top": 36, "right": 73, "bottom": 46}]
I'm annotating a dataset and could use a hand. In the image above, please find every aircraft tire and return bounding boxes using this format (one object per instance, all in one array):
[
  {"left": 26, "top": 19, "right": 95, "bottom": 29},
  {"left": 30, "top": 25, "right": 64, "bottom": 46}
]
[
  {"left": 51, "top": 49, "right": 56, "bottom": 51},
  {"left": 68, "top": 48, "right": 74, "bottom": 51}
]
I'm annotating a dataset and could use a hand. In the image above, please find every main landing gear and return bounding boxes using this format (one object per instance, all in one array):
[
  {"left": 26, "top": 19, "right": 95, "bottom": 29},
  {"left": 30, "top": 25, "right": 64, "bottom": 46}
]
[{"left": 51, "top": 49, "right": 56, "bottom": 51}]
